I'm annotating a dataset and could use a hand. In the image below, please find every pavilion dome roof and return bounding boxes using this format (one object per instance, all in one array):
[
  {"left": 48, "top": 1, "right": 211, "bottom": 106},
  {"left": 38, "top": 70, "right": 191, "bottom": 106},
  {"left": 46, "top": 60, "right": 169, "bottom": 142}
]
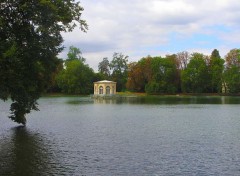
[{"left": 94, "top": 80, "right": 116, "bottom": 83}]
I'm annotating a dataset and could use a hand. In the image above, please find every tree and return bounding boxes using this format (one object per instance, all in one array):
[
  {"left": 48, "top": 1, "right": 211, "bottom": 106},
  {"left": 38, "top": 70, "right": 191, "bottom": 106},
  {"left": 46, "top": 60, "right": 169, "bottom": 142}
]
[
  {"left": 176, "top": 51, "right": 190, "bottom": 70},
  {"left": 126, "top": 56, "right": 153, "bottom": 92},
  {"left": 224, "top": 49, "right": 240, "bottom": 93},
  {"left": 225, "top": 49, "right": 240, "bottom": 68},
  {"left": 56, "top": 59, "right": 94, "bottom": 94},
  {"left": 98, "top": 57, "right": 110, "bottom": 79},
  {"left": 181, "top": 53, "right": 210, "bottom": 93},
  {"left": 127, "top": 55, "right": 178, "bottom": 94},
  {"left": 209, "top": 49, "right": 224, "bottom": 93},
  {"left": 93, "top": 72, "right": 105, "bottom": 83},
  {"left": 126, "top": 62, "right": 145, "bottom": 92},
  {"left": 138, "top": 56, "right": 153, "bottom": 85},
  {"left": 165, "top": 54, "right": 181, "bottom": 92},
  {"left": 109, "top": 53, "right": 128, "bottom": 91},
  {"left": 224, "top": 65, "right": 240, "bottom": 93},
  {"left": 145, "top": 56, "right": 178, "bottom": 94},
  {"left": 66, "top": 45, "right": 85, "bottom": 62},
  {"left": 0, "top": 1, "right": 87, "bottom": 124},
  {"left": 46, "top": 57, "right": 64, "bottom": 93}
]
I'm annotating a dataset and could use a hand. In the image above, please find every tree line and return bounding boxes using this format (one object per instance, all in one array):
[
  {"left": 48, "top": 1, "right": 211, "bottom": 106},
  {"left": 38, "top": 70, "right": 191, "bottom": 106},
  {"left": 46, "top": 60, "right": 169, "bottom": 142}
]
[{"left": 52, "top": 47, "right": 240, "bottom": 95}]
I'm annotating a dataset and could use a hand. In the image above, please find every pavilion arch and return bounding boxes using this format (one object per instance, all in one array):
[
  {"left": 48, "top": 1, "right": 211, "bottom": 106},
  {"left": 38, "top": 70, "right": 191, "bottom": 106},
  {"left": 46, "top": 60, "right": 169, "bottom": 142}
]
[
  {"left": 99, "top": 86, "right": 103, "bottom": 94},
  {"left": 106, "top": 86, "right": 110, "bottom": 94}
]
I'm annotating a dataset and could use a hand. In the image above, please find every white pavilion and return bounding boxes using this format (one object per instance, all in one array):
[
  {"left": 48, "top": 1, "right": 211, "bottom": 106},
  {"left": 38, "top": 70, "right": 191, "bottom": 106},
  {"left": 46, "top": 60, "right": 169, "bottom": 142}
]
[{"left": 93, "top": 80, "right": 117, "bottom": 95}]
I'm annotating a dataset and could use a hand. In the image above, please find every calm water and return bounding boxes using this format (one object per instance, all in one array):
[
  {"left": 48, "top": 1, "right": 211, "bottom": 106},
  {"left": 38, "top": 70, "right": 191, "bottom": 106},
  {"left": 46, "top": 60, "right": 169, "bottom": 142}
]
[{"left": 1, "top": 96, "right": 240, "bottom": 176}]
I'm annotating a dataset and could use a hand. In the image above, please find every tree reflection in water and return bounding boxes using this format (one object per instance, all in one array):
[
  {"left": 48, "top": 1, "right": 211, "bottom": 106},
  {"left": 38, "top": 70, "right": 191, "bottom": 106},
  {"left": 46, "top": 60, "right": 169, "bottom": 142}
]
[{"left": 0, "top": 126, "right": 57, "bottom": 176}]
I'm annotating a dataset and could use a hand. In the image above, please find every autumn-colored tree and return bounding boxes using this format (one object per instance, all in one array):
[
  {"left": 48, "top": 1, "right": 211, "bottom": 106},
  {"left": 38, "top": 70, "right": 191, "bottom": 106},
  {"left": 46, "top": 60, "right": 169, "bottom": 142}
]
[
  {"left": 127, "top": 55, "right": 179, "bottom": 94},
  {"left": 126, "top": 62, "right": 145, "bottom": 92},
  {"left": 126, "top": 56, "right": 153, "bottom": 92},
  {"left": 225, "top": 49, "right": 240, "bottom": 68},
  {"left": 139, "top": 56, "right": 153, "bottom": 83}
]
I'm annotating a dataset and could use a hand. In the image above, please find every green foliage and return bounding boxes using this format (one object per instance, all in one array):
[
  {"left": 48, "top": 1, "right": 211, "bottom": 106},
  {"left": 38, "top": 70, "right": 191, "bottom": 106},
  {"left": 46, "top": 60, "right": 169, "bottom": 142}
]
[
  {"left": 0, "top": 0, "right": 87, "bottom": 124},
  {"left": 57, "top": 59, "right": 94, "bottom": 94},
  {"left": 46, "top": 58, "right": 64, "bottom": 93},
  {"left": 127, "top": 49, "right": 239, "bottom": 94},
  {"left": 66, "top": 46, "right": 85, "bottom": 62},
  {"left": 209, "top": 49, "right": 225, "bottom": 93},
  {"left": 127, "top": 56, "right": 178, "bottom": 94},
  {"left": 110, "top": 53, "right": 129, "bottom": 91},
  {"left": 145, "top": 81, "right": 160, "bottom": 94},
  {"left": 224, "top": 49, "right": 240, "bottom": 93},
  {"left": 211, "top": 49, "right": 221, "bottom": 59},
  {"left": 149, "top": 57, "right": 178, "bottom": 93},
  {"left": 93, "top": 72, "right": 105, "bottom": 82},
  {"left": 181, "top": 53, "right": 210, "bottom": 93},
  {"left": 224, "top": 66, "right": 240, "bottom": 93},
  {"left": 98, "top": 57, "right": 110, "bottom": 79}
]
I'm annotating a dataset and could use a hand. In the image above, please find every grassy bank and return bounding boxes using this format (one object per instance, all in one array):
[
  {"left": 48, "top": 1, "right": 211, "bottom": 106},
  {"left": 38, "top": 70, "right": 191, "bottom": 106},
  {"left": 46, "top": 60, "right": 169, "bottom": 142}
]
[{"left": 42, "top": 93, "right": 89, "bottom": 97}]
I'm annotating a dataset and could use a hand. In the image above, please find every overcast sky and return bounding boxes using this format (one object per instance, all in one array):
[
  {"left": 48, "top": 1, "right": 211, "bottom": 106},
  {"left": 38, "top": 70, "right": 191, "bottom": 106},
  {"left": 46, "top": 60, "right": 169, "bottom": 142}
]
[{"left": 60, "top": 0, "right": 240, "bottom": 71}]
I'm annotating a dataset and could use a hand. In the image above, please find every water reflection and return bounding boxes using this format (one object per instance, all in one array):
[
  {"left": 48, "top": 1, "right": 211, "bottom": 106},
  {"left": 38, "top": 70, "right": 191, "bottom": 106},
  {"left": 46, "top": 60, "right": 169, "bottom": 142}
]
[
  {"left": 93, "top": 96, "right": 240, "bottom": 105},
  {"left": 0, "top": 126, "right": 56, "bottom": 176},
  {"left": 66, "top": 97, "right": 94, "bottom": 105}
]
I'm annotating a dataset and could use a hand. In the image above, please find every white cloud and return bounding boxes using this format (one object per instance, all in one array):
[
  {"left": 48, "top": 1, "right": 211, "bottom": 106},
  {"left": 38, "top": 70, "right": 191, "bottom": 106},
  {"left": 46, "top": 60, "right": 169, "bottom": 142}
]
[{"left": 61, "top": 0, "right": 240, "bottom": 70}]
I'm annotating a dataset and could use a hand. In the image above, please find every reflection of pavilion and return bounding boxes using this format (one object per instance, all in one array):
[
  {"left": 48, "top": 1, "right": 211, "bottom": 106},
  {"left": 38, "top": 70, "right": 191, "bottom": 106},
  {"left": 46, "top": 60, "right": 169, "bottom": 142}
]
[
  {"left": 93, "top": 98, "right": 117, "bottom": 104},
  {"left": 93, "top": 80, "right": 116, "bottom": 95}
]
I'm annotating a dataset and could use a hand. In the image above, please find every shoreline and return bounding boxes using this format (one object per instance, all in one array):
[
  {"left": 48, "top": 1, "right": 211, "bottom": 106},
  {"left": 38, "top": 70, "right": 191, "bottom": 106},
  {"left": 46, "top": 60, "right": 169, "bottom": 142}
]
[{"left": 42, "top": 92, "right": 240, "bottom": 97}]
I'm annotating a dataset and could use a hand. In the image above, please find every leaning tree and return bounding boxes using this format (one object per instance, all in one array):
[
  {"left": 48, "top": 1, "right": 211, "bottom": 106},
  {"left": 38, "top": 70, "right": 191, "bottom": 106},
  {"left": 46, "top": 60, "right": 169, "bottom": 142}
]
[{"left": 0, "top": 0, "right": 88, "bottom": 124}]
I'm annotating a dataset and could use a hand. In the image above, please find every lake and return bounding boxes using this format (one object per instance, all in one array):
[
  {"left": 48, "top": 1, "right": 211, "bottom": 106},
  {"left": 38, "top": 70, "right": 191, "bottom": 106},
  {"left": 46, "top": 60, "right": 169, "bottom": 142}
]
[{"left": 1, "top": 96, "right": 240, "bottom": 175}]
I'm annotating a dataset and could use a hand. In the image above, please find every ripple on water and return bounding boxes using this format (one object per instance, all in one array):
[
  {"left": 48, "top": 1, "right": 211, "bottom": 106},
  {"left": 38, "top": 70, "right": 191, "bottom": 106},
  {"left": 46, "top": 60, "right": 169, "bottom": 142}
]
[{"left": 1, "top": 97, "right": 240, "bottom": 175}]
